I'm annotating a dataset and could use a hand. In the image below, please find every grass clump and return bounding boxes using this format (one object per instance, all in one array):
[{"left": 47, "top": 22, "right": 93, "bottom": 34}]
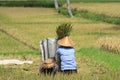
[
  {"left": 58, "top": 7, "right": 69, "bottom": 16},
  {"left": 56, "top": 23, "right": 72, "bottom": 39}
]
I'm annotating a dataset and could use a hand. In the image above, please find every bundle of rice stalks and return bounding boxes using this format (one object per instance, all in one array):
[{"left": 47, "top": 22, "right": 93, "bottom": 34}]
[
  {"left": 56, "top": 23, "right": 72, "bottom": 40},
  {"left": 97, "top": 37, "right": 120, "bottom": 54}
]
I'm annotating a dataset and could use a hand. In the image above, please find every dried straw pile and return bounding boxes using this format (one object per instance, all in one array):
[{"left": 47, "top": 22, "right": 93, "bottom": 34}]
[{"left": 97, "top": 37, "right": 120, "bottom": 54}]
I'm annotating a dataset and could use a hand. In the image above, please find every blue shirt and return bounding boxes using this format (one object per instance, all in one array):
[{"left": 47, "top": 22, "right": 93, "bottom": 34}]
[{"left": 56, "top": 46, "right": 77, "bottom": 70}]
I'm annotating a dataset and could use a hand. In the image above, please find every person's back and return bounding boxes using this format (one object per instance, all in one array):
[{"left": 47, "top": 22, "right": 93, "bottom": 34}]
[
  {"left": 56, "top": 36, "right": 77, "bottom": 74},
  {"left": 56, "top": 46, "right": 76, "bottom": 71}
]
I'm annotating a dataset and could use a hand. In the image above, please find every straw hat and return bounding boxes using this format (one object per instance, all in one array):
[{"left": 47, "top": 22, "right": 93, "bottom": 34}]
[
  {"left": 58, "top": 36, "right": 75, "bottom": 47},
  {"left": 43, "top": 59, "right": 55, "bottom": 68}
]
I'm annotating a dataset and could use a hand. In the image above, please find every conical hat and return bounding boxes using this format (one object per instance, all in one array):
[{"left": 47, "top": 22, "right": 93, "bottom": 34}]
[
  {"left": 43, "top": 59, "right": 55, "bottom": 68},
  {"left": 58, "top": 36, "right": 75, "bottom": 47}
]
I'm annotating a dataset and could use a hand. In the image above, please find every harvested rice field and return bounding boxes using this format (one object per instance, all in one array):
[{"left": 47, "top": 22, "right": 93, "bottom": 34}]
[
  {"left": 0, "top": 7, "right": 119, "bottom": 51},
  {"left": 70, "top": 3, "right": 120, "bottom": 17}
]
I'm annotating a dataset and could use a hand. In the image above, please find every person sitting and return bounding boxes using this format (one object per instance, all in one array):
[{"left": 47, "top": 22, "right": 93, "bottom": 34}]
[{"left": 56, "top": 36, "right": 77, "bottom": 74}]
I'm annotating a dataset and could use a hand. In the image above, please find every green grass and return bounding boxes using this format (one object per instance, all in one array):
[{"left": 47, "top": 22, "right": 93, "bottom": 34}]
[
  {"left": 0, "top": 0, "right": 120, "bottom": 8},
  {"left": 0, "top": 50, "right": 40, "bottom": 55},
  {"left": 0, "top": 31, "right": 32, "bottom": 55},
  {"left": 0, "top": 0, "right": 54, "bottom": 7},
  {"left": 77, "top": 47, "right": 120, "bottom": 70},
  {"left": 58, "top": 7, "right": 120, "bottom": 25},
  {"left": 75, "top": 10, "right": 120, "bottom": 25},
  {"left": 0, "top": 66, "right": 40, "bottom": 80},
  {"left": 0, "top": 66, "right": 120, "bottom": 80},
  {"left": 0, "top": 28, "right": 39, "bottom": 55}
]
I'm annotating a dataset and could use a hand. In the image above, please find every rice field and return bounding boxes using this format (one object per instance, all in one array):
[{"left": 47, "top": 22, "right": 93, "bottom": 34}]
[
  {"left": 0, "top": 6, "right": 120, "bottom": 80},
  {"left": 0, "top": 7, "right": 120, "bottom": 51},
  {"left": 0, "top": 31, "right": 31, "bottom": 54},
  {"left": 0, "top": 53, "right": 120, "bottom": 80},
  {"left": 70, "top": 3, "right": 120, "bottom": 17}
]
